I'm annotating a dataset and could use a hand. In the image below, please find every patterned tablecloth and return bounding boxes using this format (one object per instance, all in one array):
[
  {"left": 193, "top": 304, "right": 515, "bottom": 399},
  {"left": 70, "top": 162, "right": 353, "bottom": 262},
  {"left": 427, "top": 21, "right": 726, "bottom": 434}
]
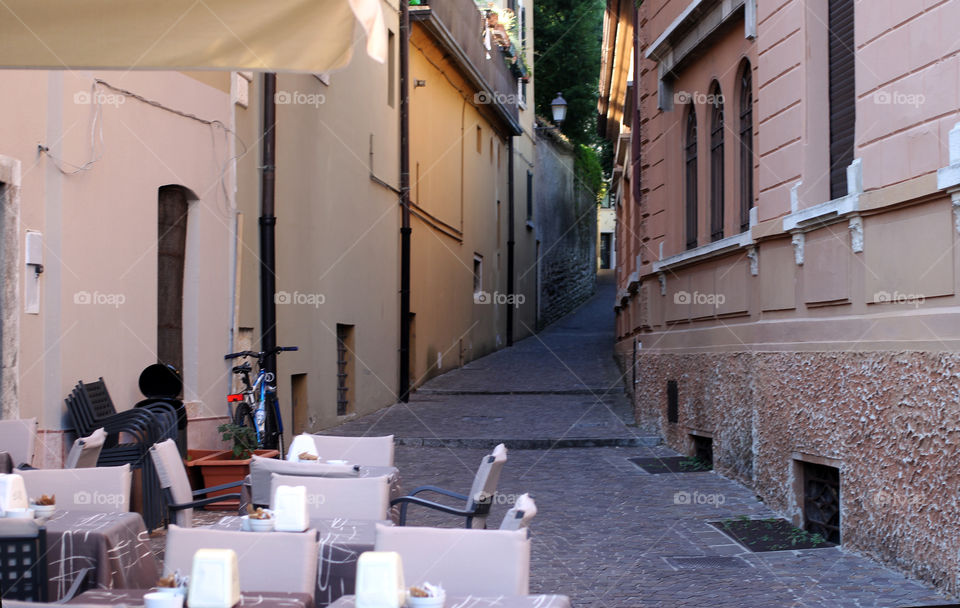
[
  {"left": 240, "top": 465, "right": 402, "bottom": 523},
  {"left": 328, "top": 595, "right": 573, "bottom": 608},
  {"left": 43, "top": 511, "right": 160, "bottom": 600},
  {"left": 211, "top": 516, "right": 386, "bottom": 607},
  {"left": 69, "top": 588, "right": 314, "bottom": 608}
]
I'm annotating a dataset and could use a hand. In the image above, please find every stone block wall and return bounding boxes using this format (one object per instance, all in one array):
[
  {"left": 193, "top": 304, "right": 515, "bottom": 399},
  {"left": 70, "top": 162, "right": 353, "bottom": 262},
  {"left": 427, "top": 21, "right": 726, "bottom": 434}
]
[{"left": 616, "top": 348, "right": 960, "bottom": 593}]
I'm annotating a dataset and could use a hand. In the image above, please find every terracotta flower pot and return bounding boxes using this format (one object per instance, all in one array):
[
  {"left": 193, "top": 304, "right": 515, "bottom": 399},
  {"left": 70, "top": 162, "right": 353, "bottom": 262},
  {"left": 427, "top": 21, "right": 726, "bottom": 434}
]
[{"left": 189, "top": 449, "right": 280, "bottom": 510}]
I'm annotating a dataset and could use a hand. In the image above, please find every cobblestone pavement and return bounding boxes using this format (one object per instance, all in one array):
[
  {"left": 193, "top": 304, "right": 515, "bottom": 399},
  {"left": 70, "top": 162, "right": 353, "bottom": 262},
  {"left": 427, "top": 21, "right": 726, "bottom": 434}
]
[{"left": 322, "top": 272, "right": 955, "bottom": 608}]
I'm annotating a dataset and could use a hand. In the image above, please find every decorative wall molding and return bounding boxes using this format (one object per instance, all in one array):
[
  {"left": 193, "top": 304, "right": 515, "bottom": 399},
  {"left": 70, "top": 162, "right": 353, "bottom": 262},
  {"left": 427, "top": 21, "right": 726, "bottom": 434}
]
[
  {"left": 782, "top": 159, "right": 862, "bottom": 233},
  {"left": 746, "top": 246, "right": 758, "bottom": 276},
  {"left": 652, "top": 229, "right": 753, "bottom": 273},
  {"left": 848, "top": 216, "right": 863, "bottom": 253}
]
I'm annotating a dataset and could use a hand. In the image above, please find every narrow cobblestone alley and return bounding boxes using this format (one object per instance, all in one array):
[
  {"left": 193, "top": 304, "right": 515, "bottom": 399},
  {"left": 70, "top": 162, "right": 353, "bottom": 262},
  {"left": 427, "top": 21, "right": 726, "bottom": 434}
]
[{"left": 326, "top": 273, "right": 956, "bottom": 608}]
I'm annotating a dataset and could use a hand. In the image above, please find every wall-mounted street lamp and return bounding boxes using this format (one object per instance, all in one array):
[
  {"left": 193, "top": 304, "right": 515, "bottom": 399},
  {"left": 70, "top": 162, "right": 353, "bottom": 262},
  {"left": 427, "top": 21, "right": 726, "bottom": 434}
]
[{"left": 551, "top": 92, "right": 568, "bottom": 126}]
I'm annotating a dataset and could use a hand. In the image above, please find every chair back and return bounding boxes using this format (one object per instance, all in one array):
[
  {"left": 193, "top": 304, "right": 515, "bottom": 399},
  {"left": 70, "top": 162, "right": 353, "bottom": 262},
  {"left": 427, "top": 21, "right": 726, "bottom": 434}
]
[
  {"left": 250, "top": 454, "right": 359, "bottom": 506},
  {"left": 0, "top": 418, "right": 37, "bottom": 468},
  {"left": 0, "top": 519, "right": 48, "bottom": 601},
  {"left": 374, "top": 524, "right": 530, "bottom": 595},
  {"left": 499, "top": 493, "right": 537, "bottom": 530},
  {"left": 80, "top": 378, "right": 119, "bottom": 420},
  {"left": 64, "top": 428, "right": 107, "bottom": 469},
  {"left": 18, "top": 465, "right": 131, "bottom": 512},
  {"left": 269, "top": 473, "right": 389, "bottom": 520},
  {"left": 149, "top": 439, "right": 194, "bottom": 527},
  {"left": 304, "top": 434, "right": 395, "bottom": 467},
  {"left": 464, "top": 443, "right": 507, "bottom": 526},
  {"left": 164, "top": 525, "right": 319, "bottom": 597}
]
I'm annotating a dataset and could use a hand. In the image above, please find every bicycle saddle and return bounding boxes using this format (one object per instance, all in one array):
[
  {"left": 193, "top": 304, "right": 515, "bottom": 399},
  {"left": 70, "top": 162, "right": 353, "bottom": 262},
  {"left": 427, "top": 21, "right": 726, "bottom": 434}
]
[{"left": 232, "top": 363, "right": 252, "bottom": 373}]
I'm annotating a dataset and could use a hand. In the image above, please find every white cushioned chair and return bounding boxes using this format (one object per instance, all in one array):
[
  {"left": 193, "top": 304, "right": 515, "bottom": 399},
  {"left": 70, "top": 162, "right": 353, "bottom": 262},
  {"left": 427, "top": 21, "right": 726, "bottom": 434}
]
[
  {"left": 64, "top": 428, "right": 107, "bottom": 469},
  {"left": 289, "top": 434, "right": 394, "bottom": 467},
  {"left": 499, "top": 493, "right": 537, "bottom": 530},
  {"left": 374, "top": 523, "right": 530, "bottom": 595},
  {"left": 164, "top": 525, "right": 319, "bottom": 597},
  {"left": 0, "top": 418, "right": 37, "bottom": 468},
  {"left": 269, "top": 473, "right": 390, "bottom": 520},
  {"left": 392, "top": 443, "right": 507, "bottom": 528},
  {"left": 18, "top": 464, "right": 131, "bottom": 512},
  {"left": 150, "top": 439, "right": 242, "bottom": 527}
]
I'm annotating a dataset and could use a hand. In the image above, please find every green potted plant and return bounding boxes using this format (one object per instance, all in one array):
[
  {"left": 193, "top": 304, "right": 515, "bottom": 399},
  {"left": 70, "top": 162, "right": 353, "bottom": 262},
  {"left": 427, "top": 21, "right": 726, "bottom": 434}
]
[{"left": 188, "top": 423, "right": 280, "bottom": 510}]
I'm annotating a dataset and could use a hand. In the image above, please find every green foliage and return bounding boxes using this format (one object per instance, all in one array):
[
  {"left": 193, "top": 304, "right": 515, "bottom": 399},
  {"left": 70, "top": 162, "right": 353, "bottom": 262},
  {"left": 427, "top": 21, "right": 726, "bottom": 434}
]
[
  {"left": 534, "top": 0, "right": 605, "bottom": 146},
  {"left": 678, "top": 456, "right": 713, "bottom": 472},
  {"left": 575, "top": 144, "right": 604, "bottom": 199},
  {"left": 218, "top": 423, "right": 257, "bottom": 459}
]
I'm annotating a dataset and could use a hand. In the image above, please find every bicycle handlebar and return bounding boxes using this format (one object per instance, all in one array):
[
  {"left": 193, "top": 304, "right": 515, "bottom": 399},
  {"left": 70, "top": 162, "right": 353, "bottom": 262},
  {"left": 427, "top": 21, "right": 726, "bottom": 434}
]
[{"left": 224, "top": 346, "right": 299, "bottom": 360}]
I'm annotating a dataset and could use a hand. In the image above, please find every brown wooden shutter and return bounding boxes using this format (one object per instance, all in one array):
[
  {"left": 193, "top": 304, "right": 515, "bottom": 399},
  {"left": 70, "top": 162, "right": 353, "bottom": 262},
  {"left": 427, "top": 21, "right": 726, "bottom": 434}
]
[
  {"left": 710, "top": 86, "right": 725, "bottom": 242},
  {"left": 685, "top": 107, "right": 698, "bottom": 250},
  {"left": 828, "top": 0, "right": 856, "bottom": 200},
  {"left": 739, "top": 64, "right": 753, "bottom": 232}
]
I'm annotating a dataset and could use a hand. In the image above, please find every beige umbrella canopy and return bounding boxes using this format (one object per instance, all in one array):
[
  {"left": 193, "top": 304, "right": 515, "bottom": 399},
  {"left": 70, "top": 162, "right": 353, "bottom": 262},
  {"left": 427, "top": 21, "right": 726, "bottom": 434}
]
[{"left": 0, "top": 0, "right": 387, "bottom": 72}]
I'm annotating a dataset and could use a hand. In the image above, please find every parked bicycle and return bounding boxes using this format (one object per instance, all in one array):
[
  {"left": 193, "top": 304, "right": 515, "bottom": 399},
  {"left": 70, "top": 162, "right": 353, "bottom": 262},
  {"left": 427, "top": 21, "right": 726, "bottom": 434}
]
[{"left": 225, "top": 346, "right": 298, "bottom": 453}]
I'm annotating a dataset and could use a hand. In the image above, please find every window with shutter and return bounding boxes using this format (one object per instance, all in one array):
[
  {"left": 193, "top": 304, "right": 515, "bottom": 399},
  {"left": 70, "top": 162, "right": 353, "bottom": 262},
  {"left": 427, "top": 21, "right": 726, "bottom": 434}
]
[
  {"left": 739, "top": 62, "right": 753, "bottom": 232},
  {"left": 709, "top": 83, "right": 724, "bottom": 242},
  {"left": 828, "top": 0, "right": 855, "bottom": 200},
  {"left": 685, "top": 106, "right": 698, "bottom": 250}
]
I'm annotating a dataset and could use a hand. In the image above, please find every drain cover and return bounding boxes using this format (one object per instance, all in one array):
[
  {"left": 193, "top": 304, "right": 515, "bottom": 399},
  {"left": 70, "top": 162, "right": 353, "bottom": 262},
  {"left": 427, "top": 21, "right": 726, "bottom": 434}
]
[{"left": 665, "top": 556, "right": 748, "bottom": 570}]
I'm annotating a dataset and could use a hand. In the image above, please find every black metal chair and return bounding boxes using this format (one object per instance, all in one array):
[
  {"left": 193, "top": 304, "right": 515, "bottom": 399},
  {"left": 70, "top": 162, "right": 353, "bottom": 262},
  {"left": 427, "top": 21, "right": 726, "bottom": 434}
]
[
  {"left": 0, "top": 519, "right": 47, "bottom": 601},
  {"left": 64, "top": 379, "right": 176, "bottom": 531},
  {"left": 391, "top": 444, "right": 508, "bottom": 529}
]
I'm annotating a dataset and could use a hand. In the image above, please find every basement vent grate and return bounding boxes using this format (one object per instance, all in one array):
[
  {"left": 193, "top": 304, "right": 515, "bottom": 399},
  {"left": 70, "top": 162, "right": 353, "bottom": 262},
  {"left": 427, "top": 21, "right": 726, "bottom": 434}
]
[{"left": 665, "top": 556, "right": 748, "bottom": 570}]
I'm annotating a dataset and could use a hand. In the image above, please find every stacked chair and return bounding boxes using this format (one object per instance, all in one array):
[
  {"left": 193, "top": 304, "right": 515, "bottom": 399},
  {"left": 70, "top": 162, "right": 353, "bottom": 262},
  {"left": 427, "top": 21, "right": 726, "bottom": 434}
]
[{"left": 65, "top": 378, "right": 177, "bottom": 530}]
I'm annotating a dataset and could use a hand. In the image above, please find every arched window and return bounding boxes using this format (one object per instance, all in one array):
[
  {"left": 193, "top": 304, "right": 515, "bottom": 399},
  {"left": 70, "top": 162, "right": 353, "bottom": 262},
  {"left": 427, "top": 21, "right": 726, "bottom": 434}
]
[
  {"left": 739, "top": 62, "right": 754, "bottom": 232},
  {"left": 685, "top": 106, "right": 698, "bottom": 250},
  {"left": 709, "top": 82, "right": 724, "bottom": 242}
]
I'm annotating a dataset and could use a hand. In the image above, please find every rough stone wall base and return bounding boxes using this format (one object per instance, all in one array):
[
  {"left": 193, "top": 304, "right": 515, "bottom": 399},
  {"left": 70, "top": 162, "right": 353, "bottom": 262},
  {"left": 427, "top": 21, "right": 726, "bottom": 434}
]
[{"left": 620, "top": 348, "right": 960, "bottom": 594}]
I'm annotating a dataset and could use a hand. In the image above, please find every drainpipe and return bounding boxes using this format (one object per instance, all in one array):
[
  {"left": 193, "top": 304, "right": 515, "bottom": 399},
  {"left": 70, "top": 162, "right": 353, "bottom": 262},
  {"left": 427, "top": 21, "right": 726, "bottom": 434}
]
[
  {"left": 506, "top": 137, "right": 515, "bottom": 346},
  {"left": 260, "top": 72, "right": 279, "bottom": 448},
  {"left": 399, "top": 2, "right": 412, "bottom": 402}
]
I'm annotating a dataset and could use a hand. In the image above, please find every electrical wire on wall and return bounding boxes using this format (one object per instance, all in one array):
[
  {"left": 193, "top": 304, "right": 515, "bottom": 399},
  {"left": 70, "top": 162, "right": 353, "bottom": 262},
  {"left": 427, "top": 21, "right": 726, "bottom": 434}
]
[{"left": 39, "top": 78, "right": 248, "bottom": 216}]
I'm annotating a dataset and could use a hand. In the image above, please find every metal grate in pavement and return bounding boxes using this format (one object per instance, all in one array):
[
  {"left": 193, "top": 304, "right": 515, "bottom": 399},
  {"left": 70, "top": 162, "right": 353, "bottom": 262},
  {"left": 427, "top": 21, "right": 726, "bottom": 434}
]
[{"left": 665, "top": 556, "right": 749, "bottom": 570}]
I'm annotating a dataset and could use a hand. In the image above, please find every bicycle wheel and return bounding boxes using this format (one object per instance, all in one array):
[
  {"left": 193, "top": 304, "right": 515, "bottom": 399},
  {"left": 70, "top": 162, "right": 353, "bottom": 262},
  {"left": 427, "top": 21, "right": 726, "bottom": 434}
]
[{"left": 233, "top": 402, "right": 256, "bottom": 433}]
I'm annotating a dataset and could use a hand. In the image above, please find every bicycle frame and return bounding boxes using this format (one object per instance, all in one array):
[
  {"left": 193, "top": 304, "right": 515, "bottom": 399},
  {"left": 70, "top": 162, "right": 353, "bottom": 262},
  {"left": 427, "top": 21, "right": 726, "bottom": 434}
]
[{"left": 225, "top": 346, "right": 297, "bottom": 453}]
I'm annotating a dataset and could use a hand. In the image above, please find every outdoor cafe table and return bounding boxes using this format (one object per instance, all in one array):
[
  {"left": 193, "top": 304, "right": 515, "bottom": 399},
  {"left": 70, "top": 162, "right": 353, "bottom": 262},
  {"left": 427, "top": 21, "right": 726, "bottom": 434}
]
[
  {"left": 211, "top": 515, "right": 388, "bottom": 607},
  {"left": 43, "top": 510, "right": 160, "bottom": 600},
  {"left": 69, "top": 589, "right": 314, "bottom": 608},
  {"left": 328, "top": 595, "right": 573, "bottom": 608},
  {"left": 240, "top": 464, "right": 402, "bottom": 523}
]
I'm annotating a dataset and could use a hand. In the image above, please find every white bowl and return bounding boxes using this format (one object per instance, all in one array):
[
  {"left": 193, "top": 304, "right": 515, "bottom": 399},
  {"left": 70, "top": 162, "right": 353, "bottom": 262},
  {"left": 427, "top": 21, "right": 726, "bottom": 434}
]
[
  {"left": 144, "top": 591, "right": 184, "bottom": 608},
  {"left": 326, "top": 459, "right": 349, "bottom": 465},
  {"left": 241, "top": 514, "right": 275, "bottom": 532},
  {"left": 32, "top": 504, "right": 56, "bottom": 518},
  {"left": 406, "top": 590, "right": 445, "bottom": 608},
  {"left": 3, "top": 508, "right": 35, "bottom": 519}
]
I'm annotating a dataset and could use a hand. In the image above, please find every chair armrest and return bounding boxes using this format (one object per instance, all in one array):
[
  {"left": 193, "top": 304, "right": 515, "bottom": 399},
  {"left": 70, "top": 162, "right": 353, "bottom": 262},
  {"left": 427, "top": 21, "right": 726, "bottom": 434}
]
[
  {"left": 407, "top": 485, "right": 469, "bottom": 501},
  {"left": 390, "top": 495, "right": 476, "bottom": 526},
  {"left": 193, "top": 480, "right": 244, "bottom": 496},
  {"left": 172, "top": 493, "right": 243, "bottom": 510}
]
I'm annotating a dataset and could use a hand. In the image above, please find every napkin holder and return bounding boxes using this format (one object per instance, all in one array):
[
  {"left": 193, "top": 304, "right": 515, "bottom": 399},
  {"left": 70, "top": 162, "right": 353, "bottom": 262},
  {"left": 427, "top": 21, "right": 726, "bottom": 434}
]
[
  {"left": 0, "top": 474, "right": 28, "bottom": 513},
  {"left": 286, "top": 433, "right": 319, "bottom": 461},
  {"left": 273, "top": 484, "right": 309, "bottom": 532},
  {"left": 186, "top": 549, "right": 240, "bottom": 608},
  {"left": 355, "top": 551, "right": 405, "bottom": 608}
]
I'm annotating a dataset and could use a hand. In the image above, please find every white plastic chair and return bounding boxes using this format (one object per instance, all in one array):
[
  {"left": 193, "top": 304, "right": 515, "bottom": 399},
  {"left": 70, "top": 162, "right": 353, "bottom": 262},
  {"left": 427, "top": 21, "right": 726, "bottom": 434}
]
[{"left": 269, "top": 473, "right": 390, "bottom": 520}]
